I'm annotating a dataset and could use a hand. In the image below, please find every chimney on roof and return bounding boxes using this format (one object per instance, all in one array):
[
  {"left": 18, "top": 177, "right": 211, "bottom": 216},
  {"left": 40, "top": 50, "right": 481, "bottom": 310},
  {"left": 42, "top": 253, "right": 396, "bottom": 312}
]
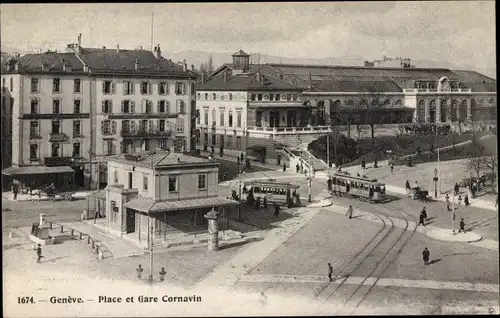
[
  {"left": 78, "top": 33, "right": 82, "bottom": 48},
  {"left": 153, "top": 44, "right": 161, "bottom": 59},
  {"left": 14, "top": 61, "right": 19, "bottom": 71},
  {"left": 183, "top": 59, "right": 187, "bottom": 72},
  {"left": 135, "top": 58, "right": 140, "bottom": 71},
  {"left": 201, "top": 71, "right": 206, "bottom": 84},
  {"left": 191, "top": 64, "right": 194, "bottom": 71},
  {"left": 256, "top": 72, "right": 262, "bottom": 84},
  {"left": 223, "top": 71, "right": 227, "bottom": 83},
  {"left": 116, "top": 45, "right": 119, "bottom": 53}
]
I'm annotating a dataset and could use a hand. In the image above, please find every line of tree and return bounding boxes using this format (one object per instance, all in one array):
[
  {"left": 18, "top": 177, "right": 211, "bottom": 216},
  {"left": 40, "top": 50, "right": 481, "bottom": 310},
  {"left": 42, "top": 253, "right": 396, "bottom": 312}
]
[{"left": 198, "top": 55, "right": 214, "bottom": 74}]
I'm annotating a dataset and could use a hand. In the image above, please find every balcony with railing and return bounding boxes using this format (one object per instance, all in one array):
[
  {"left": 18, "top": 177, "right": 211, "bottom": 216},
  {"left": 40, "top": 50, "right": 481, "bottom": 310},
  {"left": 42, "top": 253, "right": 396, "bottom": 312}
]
[
  {"left": 249, "top": 125, "right": 332, "bottom": 134},
  {"left": 403, "top": 88, "right": 472, "bottom": 93},
  {"left": 49, "top": 133, "right": 68, "bottom": 142},
  {"left": 43, "top": 156, "right": 72, "bottom": 167},
  {"left": 120, "top": 127, "right": 173, "bottom": 139}
]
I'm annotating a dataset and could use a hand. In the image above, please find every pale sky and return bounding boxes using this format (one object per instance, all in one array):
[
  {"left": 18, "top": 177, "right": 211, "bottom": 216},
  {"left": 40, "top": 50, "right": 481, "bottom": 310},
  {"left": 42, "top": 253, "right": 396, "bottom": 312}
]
[{"left": 1, "top": 2, "right": 496, "bottom": 75}]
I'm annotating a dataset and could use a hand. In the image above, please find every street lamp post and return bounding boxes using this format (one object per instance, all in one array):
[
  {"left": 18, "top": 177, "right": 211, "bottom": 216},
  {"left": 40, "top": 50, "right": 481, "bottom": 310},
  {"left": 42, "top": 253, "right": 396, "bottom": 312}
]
[
  {"left": 307, "top": 151, "right": 315, "bottom": 203},
  {"left": 451, "top": 163, "right": 456, "bottom": 234},
  {"left": 149, "top": 223, "right": 154, "bottom": 283},
  {"left": 433, "top": 168, "right": 438, "bottom": 198}
]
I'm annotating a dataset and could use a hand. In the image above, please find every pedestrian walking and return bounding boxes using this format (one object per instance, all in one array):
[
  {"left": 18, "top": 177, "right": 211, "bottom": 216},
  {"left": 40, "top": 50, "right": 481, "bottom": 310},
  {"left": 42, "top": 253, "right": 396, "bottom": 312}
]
[
  {"left": 273, "top": 203, "right": 280, "bottom": 220},
  {"left": 445, "top": 193, "right": 449, "bottom": 202},
  {"left": 136, "top": 265, "right": 144, "bottom": 279},
  {"left": 296, "top": 163, "right": 300, "bottom": 173},
  {"left": 458, "top": 218, "right": 466, "bottom": 233},
  {"left": 421, "top": 207, "right": 427, "bottom": 220},
  {"left": 159, "top": 267, "right": 166, "bottom": 282},
  {"left": 12, "top": 183, "right": 19, "bottom": 200},
  {"left": 263, "top": 196, "right": 268, "bottom": 209},
  {"left": 458, "top": 195, "right": 462, "bottom": 205},
  {"left": 390, "top": 163, "right": 394, "bottom": 173},
  {"left": 300, "top": 163, "right": 304, "bottom": 173},
  {"left": 36, "top": 244, "right": 43, "bottom": 264},
  {"left": 361, "top": 160, "right": 366, "bottom": 170},
  {"left": 328, "top": 263, "right": 333, "bottom": 282},
  {"left": 454, "top": 183, "right": 460, "bottom": 196},
  {"left": 464, "top": 194, "right": 470, "bottom": 206},
  {"left": 346, "top": 205, "right": 354, "bottom": 219},
  {"left": 283, "top": 162, "right": 287, "bottom": 172},
  {"left": 422, "top": 247, "right": 430, "bottom": 265},
  {"left": 327, "top": 178, "right": 332, "bottom": 191},
  {"left": 418, "top": 212, "right": 425, "bottom": 226}
]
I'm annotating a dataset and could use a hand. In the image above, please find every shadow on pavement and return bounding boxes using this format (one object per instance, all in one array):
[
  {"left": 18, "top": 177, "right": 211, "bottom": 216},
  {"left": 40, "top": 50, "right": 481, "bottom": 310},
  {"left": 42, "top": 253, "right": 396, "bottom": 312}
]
[
  {"left": 351, "top": 215, "right": 364, "bottom": 219},
  {"left": 219, "top": 237, "right": 263, "bottom": 251},
  {"left": 427, "top": 258, "right": 442, "bottom": 265},
  {"left": 43, "top": 256, "right": 69, "bottom": 263},
  {"left": 442, "top": 252, "right": 479, "bottom": 257}
]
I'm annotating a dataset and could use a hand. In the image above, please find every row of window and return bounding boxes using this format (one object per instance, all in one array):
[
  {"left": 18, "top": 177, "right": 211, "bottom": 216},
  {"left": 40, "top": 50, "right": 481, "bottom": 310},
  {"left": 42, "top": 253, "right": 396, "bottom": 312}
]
[
  {"left": 113, "top": 172, "right": 207, "bottom": 194},
  {"left": 28, "top": 78, "right": 192, "bottom": 96},
  {"left": 101, "top": 99, "right": 185, "bottom": 114},
  {"left": 29, "top": 98, "right": 188, "bottom": 115},
  {"left": 29, "top": 142, "right": 81, "bottom": 160},
  {"left": 30, "top": 78, "right": 82, "bottom": 94},
  {"left": 102, "top": 80, "right": 191, "bottom": 96},
  {"left": 30, "top": 98, "right": 82, "bottom": 114},
  {"left": 30, "top": 120, "right": 83, "bottom": 137},
  {"left": 198, "top": 108, "right": 242, "bottom": 128},
  {"left": 250, "top": 93, "right": 299, "bottom": 102},
  {"left": 100, "top": 119, "right": 184, "bottom": 135}
]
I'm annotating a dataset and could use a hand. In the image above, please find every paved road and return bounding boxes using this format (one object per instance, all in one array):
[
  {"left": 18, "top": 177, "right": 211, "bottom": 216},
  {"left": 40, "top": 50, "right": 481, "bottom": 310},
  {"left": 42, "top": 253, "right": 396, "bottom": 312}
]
[{"left": 2, "top": 198, "right": 86, "bottom": 228}]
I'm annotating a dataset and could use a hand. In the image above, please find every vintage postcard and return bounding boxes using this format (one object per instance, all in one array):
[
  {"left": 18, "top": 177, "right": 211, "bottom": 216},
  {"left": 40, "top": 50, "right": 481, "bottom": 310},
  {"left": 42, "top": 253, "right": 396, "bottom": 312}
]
[{"left": 1, "top": 2, "right": 498, "bottom": 317}]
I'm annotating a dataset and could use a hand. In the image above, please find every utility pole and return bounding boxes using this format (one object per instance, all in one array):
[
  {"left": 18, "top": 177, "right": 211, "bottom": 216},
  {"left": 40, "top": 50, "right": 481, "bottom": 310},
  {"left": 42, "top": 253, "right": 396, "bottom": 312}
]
[
  {"left": 438, "top": 147, "right": 442, "bottom": 194},
  {"left": 326, "top": 133, "right": 330, "bottom": 170},
  {"left": 433, "top": 168, "right": 438, "bottom": 198}
]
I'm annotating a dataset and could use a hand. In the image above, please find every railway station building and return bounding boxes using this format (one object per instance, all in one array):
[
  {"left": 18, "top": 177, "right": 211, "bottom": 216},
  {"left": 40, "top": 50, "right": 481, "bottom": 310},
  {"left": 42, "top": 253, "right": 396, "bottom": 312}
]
[{"left": 196, "top": 50, "right": 496, "bottom": 156}]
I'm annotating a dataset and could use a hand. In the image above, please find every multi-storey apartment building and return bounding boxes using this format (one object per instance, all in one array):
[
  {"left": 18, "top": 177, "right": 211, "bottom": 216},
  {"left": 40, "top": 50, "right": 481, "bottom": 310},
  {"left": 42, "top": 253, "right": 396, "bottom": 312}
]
[{"left": 1, "top": 37, "right": 197, "bottom": 188}]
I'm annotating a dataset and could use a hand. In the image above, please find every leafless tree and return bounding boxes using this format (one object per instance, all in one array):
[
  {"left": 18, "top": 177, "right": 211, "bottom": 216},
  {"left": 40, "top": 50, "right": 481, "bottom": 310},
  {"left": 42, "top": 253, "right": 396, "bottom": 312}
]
[
  {"left": 483, "top": 154, "right": 498, "bottom": 191},
  {"left": 464, "top": 137, "right": 486, "bottom": 179},
  {"left": 356, "top": 89, "right": 388, "bottom": 146}
]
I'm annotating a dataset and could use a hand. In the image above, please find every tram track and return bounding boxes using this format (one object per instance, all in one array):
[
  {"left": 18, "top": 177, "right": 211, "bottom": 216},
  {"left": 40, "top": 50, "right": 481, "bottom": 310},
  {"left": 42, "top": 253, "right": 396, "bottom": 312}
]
[{"left": 334, "top": 205, "right": 419, "bottom": 315}]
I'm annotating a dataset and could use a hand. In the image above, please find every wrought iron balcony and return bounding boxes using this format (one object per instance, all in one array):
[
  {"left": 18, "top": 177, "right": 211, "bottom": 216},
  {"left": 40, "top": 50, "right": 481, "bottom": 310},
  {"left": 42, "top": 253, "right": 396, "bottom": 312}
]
[
  {"left": 43, "top": 156, "right": 72, "bottom": 167},
  {"left": 49, "top": 133, "right": 68, "bottom": 142},
  {"left": 120, "top": 127, "right": 173, "bottom": 139}
]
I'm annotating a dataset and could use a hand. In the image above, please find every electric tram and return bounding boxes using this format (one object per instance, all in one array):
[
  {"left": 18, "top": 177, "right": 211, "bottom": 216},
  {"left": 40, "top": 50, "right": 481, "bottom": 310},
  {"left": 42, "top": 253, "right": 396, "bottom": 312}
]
[{"left": 328, "top": 171, "right": 387, "bottom": 203}]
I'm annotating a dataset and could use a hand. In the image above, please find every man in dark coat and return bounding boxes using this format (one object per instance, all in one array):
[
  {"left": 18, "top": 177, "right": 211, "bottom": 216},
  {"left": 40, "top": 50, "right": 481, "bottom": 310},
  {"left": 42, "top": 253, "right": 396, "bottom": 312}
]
[
  {"left": 296, "top": 163, "right": 300, "bottom": 173},
  {"left": 421, "top": 207, "right": 427, "bottom": 220},
  {"left": 464, "top": 194, "right": 470, "bottom": 206},
  {"left": 327, "top": 178, "right": 332, "bottom": 191},
  {"left": 283, "top": 163, "right": 287, "bottom": 172},
  {"left": 328, "top": 263, "right": 333, "bottom": 282},
  {"left": 422, "top": 247, "right": 430, "bottom": 265},
  {"left": 458, "top": 218, "right": 466, "bottom": 233},
  {"left": 418, "top": 212, "right": 425, "bottom": 226},
  {"left": 36, "top": 244, "right": 43, "bottom": 264},
  {"left": 273, "top": 203, "right": 280, "bottom": 220},
  {"left": 454, "top": 183, "right": 460, "bottom": 196}
]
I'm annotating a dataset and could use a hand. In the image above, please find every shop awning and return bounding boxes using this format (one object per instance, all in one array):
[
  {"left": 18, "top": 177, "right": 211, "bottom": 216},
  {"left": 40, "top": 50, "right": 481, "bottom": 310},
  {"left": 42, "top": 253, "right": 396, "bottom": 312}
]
[
  {"left": 2, "top": 165, "right": 75, "bottom": 176},
  {"left": 124, "top": 196, "right": 239, "bottom": 213}
]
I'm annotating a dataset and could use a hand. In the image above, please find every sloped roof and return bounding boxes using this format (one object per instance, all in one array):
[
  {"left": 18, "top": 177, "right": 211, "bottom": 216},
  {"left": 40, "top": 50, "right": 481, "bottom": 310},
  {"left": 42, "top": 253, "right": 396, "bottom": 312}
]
[
  {"left": 2, "top": 48, "right": 197, "bottom": 77},
  {"left": 111, "top": 150, "right": 214, "bottom": 168},
  {"left": 198, "top": 65, "right": 304, "bottom": 91},
  {"left": 4, "top": 52, "right": 85, "bottom": 72},
  {"left": 78, "top": 48, "right": 194, "bottom": 76},
  {"left": 2, "top": 165, "right": 74, "bottom": 176},
  {"left": 232, "top": 50, "right": 249, "bottom": 56},
  {"left": 124, "top": 196, "right": 238, "bottom": 213},
  {"left": 308, "top": 79, "right": 403, "bottom": 93}
]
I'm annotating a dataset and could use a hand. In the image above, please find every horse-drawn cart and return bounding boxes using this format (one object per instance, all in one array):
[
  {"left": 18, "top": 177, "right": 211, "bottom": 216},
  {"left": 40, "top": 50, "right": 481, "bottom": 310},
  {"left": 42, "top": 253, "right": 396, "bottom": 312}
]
[{"left": 410, "top": 187, "right": 429, "bottom": 202}]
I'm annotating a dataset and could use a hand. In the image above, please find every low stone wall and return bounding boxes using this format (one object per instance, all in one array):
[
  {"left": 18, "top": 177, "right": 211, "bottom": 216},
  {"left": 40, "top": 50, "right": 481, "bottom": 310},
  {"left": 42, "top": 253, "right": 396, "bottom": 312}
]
[{"left": 29, "top": 234, "right": 56, "bottom": 246}]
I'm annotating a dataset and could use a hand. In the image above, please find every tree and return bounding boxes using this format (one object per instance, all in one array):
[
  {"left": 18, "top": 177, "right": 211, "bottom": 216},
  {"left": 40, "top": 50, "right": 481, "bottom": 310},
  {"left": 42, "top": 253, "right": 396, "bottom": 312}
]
[
  {"left": 483, "top": 154, "right": 498, "bottom": 192},
  {"left": 362, "top": 89, "right": 386, "bottom": 146},
  {"left": 208, "top": 55, "right": 214, "bottom": 73},
  {"left": 464, "top": 137, "right": 486, "bottom": 180}
]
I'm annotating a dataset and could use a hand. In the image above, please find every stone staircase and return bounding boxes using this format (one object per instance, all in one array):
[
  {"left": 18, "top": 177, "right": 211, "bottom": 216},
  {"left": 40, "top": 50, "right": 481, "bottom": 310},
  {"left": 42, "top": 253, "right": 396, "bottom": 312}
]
[{"left": 294, "top": 143, "right": 329, "bottom": 171}]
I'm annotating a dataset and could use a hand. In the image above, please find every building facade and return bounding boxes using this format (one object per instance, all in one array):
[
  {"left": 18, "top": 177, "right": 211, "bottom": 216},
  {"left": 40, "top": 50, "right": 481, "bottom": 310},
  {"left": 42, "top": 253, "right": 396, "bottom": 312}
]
[
  {"left": 196, "top": 50, "right": 496, "bottom": 157},
  {"left": 103, "top": 150, "right": 236, "bottom": 247},
  {"left": 1, "top": 38, "right": 198, "bottom": 188}
]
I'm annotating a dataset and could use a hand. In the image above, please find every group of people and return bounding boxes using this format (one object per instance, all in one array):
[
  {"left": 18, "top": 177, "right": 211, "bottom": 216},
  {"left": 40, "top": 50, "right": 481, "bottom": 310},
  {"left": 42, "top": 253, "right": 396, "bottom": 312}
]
[{"left": 136, "top": 265, "right": 167, "bottom": 282}]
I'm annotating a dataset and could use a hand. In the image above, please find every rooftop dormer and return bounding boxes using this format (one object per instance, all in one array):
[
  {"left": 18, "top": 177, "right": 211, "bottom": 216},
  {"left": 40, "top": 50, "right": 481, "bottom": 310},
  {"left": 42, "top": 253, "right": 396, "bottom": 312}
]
[{"left": 232, "top": 49, "right": 250, "bottom": 74}]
